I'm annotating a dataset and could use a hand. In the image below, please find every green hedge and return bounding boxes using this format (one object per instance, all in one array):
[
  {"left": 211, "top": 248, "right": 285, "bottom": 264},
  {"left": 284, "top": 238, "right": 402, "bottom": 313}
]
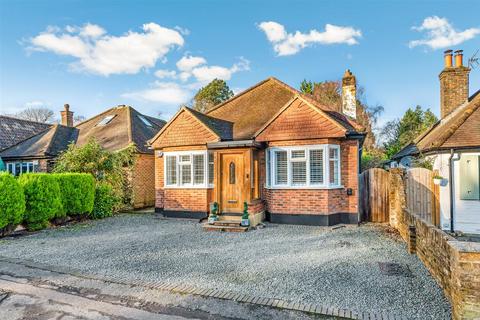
[
  {"left": 18, "top": 173, "right": 63, "bottom": 231},
  {"left": 91, "top": 183, "right": 117, "bottom": 219},
  {"left": 0, "top": 172, "right": 25, "bottom": 235},
  {"left": 54, "top": 173, "right": 95, "bottom": 216}
]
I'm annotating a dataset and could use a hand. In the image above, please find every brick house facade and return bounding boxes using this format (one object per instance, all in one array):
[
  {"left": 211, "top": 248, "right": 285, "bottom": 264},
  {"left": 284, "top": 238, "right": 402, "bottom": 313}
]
[{"left": 149, "top": 73, "right": 365, "bottom": 226}]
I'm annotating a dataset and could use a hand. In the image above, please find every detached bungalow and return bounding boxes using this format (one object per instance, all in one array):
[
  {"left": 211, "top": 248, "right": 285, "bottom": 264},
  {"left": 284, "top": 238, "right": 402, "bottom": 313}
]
[
  {"left": 0, "top": 104, "right": 165, "bottom": 208},
  {"left": 392, "top": 50, "right": 480, "bottom": 234},
  {"left": 149, "top": 71, "right": 365, "bottom": 226}
]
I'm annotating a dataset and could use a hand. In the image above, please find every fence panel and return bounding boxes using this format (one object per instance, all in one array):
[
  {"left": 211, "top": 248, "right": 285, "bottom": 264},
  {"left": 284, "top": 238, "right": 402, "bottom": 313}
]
[
  {"left": 359, "top": 168, "right": 390, "bottom": 222},
  {"left": 404, "top": 168, "right": 440, "bottom": 226}
]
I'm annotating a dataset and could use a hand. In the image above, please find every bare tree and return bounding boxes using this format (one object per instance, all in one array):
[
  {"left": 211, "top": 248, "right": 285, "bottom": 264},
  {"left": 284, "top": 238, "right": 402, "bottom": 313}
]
[
  {"left": 15, "top": 107, "right": 55, "bottom": 123},
  {"left": 74, "top": 115, "right": 86, "bottom": 124}
]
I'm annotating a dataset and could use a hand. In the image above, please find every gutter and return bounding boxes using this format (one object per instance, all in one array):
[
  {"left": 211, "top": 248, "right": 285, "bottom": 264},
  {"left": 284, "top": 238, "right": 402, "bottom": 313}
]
[{"left": 448, "top": 149, "right": 462, "bottom": 233}]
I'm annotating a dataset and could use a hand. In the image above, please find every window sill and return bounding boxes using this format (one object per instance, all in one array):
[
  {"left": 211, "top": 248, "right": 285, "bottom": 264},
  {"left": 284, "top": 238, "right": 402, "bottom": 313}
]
[
  {"left": 164, "top": 185, "right": 213, "bottom": 189},
  {"left": 264, "top": 185, "right": 344, "bottom": 190}
]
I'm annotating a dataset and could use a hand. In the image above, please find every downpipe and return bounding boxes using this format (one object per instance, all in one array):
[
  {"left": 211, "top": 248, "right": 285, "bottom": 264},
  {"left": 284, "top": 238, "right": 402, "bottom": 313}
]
[{"left": 448, "top": 149, "right": 461, "bottom": 233}]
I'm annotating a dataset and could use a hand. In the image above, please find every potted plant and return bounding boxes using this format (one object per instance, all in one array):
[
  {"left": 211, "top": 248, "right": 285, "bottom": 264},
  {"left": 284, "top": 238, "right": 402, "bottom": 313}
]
[
  {"left": 241, "top": 202, "right": 250, "bottom": 227},
  {"left": 208, "top": 202, "right": 219, "bottom": 224},
  {"left": 433, "top": 175, "right": 444, "bottom": 185}
]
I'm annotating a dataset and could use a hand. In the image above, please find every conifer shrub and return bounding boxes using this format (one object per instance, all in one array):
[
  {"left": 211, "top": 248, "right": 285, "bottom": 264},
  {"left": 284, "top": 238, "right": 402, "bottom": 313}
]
[
  {"left": 19, "top": 173, "right": 63, "bottom": 231},
  {"left": 54, "top": 173, "right": 95, "bottom": 217},
  {"left": 0, "top": 172, "right": 25, "bottom": 236}
]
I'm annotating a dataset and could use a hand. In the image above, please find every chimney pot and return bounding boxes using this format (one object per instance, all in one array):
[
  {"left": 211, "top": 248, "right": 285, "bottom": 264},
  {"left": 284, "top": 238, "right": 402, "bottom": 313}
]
[
  {"left": 444, "top": 50, "right": 453, "bottom": 68},
  {"left": 454, "top": 50, "right": 464, "bottom": 67}
]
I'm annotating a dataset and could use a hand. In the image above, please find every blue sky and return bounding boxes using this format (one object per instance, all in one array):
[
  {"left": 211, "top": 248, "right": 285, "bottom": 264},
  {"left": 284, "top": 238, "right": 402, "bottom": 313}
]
[{"left": 1, "top": 0, "right": 479, "bottom": 129}]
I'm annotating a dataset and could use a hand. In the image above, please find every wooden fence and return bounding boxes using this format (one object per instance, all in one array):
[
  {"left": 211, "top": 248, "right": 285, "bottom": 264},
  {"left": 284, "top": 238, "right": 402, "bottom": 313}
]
[
  {"left": 359, "top": 168, "right": 390, "bottom": 222},
  {"left": 404, "top": 168, "right": 440, "bottom": 226},
  {"left": 359, "top": 167, "right": 440, "bottom": 226}
]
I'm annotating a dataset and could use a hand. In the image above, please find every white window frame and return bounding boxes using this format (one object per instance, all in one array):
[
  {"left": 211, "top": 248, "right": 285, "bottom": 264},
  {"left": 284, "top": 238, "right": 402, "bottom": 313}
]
[
  {"left": 265, "top": 145, "right": 342, "bottom": 189},
  {"left": 5, "top": 161, "right": 38, "bottom": 176},
  {"left": 164, "top": 150, "right": 213, "bottom": 189}
]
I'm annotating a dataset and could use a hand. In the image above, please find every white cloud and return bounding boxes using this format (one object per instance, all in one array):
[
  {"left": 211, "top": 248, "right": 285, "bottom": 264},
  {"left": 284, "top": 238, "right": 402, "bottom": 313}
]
[
  {"left": 409, "top": 16, "right": 480, "bottom": 50},
  {"left": 128, "top": 56, "right": 249, "bottom": 105},
  {"left": 176, "top": 55, "right": 206, "bottom": 72},
  {"left": 122, "top": 81, "right": 192, "bottom": 105},
  {"left": 258, "top": 21, "right": 362, "bottom": 56},
  {"left": 190, "top": 57, "right": 250, "bottom": 83},
  {"left": 28, "top": 23, "right": 184, "bottom": 76},
  {"left": 154, "top": 69, "right": 177, "bottom": 79},
  {"left": 80, "top": 23, "right": 106, "bottom": 38}
]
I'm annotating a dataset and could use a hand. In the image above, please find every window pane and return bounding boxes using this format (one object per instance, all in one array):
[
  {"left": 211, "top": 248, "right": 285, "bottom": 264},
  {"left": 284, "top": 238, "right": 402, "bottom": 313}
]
[
  {"left": 291, "top": 150, "right": 305, "bottom": 159},
  {"left": 208, "top": 152, "right": 214, "bottom": 184},
  {"left": 275, "top": 151, "right": 287, "bottom": 184},
  {"left": 166, "top": 156, "right": 177, "bottom": 185},
  {"left": 179, "top": 155, "right": 190, "bottom": 163},
  {"left": 329, "top": 147, "right": 340, "bottom": 185},
  {"left": 15, "top": 163, "right": 20, "bottom": 176},
  {"left": 310, "top": 149, "right": 324, "bottom": 184},
  {"left": 291, "top": 161, "right": 306, "bottom": 185},
  {"left": 180, "top": 164, "right": 191, "bottom": 184},
  {"left": 193, "top": 154, "right": 205, "bottom": 184}
]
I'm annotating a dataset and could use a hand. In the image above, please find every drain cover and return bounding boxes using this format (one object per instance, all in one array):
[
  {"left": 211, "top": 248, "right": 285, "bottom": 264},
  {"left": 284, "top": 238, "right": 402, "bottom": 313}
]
[{"left": 378, "top": 262, "right": 413, "bottom": 277}]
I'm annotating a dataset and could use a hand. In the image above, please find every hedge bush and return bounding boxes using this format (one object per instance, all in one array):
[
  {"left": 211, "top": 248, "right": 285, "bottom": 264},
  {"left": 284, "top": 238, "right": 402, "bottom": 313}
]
[
  {"left": 91, "top": 183, "right": 117, "bottom": 219},
  {"left": 18, "top": 173, "right": 63, "bottom": 231},
  {"left": 54, "top": 173, "right": 95, "bottom": 217},
  {"left": 0, "top": 172, "right": 25, "bottom": 235}
]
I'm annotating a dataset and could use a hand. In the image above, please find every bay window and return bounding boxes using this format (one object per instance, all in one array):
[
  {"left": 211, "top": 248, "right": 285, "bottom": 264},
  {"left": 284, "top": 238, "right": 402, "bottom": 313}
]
[
  {"left": 266, "top": 145, "right": 342, "bottom": 188},
  {"left": 164, "top": 151, "right": 213, "bottom": 188}
]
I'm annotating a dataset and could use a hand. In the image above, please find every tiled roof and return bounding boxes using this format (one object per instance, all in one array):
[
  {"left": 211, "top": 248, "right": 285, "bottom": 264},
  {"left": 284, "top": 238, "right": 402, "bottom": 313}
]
[
  {"left": 393, "top": 90, "right": 480, "bottom": 159},
  {"left": 75, "top": 105, "right": 166, "bottom": 154},
  {"left": 187, "top": 107, "right": 233, "bottom": 140},
  {"left": 206, "top": 77, "right": 363, "bottom": 140},
  {"left": 0, "top": 105, "right": 165, "bottom": 159},
  {"left": 0, "top": 116, "right": 51, "bottom": 151},
  {"left": 0, "top": 125, "right": 78, "bottom": 159}
]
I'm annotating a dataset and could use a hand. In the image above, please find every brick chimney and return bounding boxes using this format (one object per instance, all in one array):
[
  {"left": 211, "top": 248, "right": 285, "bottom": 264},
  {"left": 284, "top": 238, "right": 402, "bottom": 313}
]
[
  {"left": 60, "top": 104, "right": 74, "bottom": 127},
  {"left": 342, "top": 69, "right": 357, "bottom": 119},
  {"left": 439, "top": 49, "right": 470, "bottom": 118}
]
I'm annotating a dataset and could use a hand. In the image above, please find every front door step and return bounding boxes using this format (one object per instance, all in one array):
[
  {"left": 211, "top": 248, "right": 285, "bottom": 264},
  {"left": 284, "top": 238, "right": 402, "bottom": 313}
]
[
  {"left": 214, "top": 220, "right": 242, "bottom": 227},
  {"left": 202, "top": 222, "right": 248, "bottom": 232}
]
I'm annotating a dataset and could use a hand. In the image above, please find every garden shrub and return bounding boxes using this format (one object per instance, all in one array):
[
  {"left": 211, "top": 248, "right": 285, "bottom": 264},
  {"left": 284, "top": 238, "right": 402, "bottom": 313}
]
[
  {"left": 18, "top": 173, "right": 63, "bottom": 231},
  {"left": 91, "top": 183, "right": 117, "bottom": 219},
  {"left": 0, "top": 172, "right": 25, "bottom": 235},
  {"left": 54, "top": 173, "right": 95, "bottom": 217}
]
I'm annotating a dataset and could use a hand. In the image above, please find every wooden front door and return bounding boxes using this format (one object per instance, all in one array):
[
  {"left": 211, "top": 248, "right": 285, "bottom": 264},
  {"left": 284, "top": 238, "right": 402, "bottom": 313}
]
[{"left": 220, "top": 153, "right": 244, "bottom": 213}]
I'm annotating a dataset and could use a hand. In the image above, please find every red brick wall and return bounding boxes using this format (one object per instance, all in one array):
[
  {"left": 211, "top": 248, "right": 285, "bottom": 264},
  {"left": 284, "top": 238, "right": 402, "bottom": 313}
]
[
  {"left": 154, "top": 154, "right": 211, "bottom": 213},
  {"left": 164, "top": 188, "right": 209, "bottom": 212},
  {"left": 261, "top": 139, "right": 359, "bottom": 216}
]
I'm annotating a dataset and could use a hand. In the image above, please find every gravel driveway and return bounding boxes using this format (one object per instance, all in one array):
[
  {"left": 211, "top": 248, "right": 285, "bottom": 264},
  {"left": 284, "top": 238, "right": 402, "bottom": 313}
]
[{"left": 0, "top": 214, "right": 451, "bottom": 319}]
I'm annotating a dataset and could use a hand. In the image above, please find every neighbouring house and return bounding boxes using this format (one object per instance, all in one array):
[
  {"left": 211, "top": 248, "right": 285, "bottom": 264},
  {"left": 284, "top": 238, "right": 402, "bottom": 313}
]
[
  {"left": 0, "top": 104, "right": 165, "bottom": 208},
  {"left": 0, "top": 116, "right": 52, "bottom": 171},
  {"left": 392, "top": 50, "right": 480, "bottom": 234},
  {"left": 149, "top": 72, "right": 365, "bottom": 227}
]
